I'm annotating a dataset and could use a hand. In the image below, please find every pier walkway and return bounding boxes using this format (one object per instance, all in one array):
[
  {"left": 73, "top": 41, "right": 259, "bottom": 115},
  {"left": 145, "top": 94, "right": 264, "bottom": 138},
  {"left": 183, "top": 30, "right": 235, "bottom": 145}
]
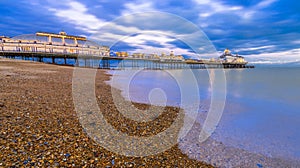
[
  {"left": 0, "top": 31, "right": 254, "bottom": 69},
  {"left": 0, "top": 50, "right": 254, "bottom": 69}
]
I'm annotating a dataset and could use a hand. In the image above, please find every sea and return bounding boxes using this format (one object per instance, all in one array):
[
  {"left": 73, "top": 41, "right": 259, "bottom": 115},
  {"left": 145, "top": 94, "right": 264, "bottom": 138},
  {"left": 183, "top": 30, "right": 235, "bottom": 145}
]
[{"left": 108, "top": 64, "right": 300, "bottom": 165}]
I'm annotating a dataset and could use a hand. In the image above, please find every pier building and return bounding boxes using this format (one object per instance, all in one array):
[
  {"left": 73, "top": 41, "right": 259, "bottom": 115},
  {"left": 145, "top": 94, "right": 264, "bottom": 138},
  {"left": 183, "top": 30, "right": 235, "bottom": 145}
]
[{"left": 0, "top": 31, "right": 110, "bottom": 56}]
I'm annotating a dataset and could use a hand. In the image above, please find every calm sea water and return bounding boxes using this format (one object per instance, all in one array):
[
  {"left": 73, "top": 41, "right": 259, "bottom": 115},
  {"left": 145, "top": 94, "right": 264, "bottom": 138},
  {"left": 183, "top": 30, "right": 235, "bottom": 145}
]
[{"left": 108, "top": 66, "right": 300, "bottom": 161}]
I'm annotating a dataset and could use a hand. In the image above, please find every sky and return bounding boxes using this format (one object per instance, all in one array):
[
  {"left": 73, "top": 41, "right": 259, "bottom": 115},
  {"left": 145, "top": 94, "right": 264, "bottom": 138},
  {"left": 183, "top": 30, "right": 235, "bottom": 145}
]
[{"left": 0, "top": 0, "right": 300, "bottom": 63}]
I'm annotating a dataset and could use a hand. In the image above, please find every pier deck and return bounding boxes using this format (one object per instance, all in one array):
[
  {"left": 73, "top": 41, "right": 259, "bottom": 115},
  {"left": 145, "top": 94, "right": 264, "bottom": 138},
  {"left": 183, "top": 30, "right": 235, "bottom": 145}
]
[
  {"left": 0, "top": 51, "right": 254, "bottom": 69},
  {"left": 0, "top": 31, "right": 254, "bottom": 69}
]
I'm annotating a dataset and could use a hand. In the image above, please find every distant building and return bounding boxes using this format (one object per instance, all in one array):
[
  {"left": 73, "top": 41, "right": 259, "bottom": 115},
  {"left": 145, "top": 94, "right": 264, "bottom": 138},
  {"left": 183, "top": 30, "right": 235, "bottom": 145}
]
[
  {"left": 159, "top": 51, "right": 185, "bottom": 62},
  {"left": 148, "top": 54, "right": 160, "bottom": 59},
  {"left": 132, "top": 53, "right": 145, "bottom": 58},
  {"left": 115, "top": 51, "right": 128, "bottom": 57},
  {"left": 219, "top": 48, "right": 246, "bottom": 63}
]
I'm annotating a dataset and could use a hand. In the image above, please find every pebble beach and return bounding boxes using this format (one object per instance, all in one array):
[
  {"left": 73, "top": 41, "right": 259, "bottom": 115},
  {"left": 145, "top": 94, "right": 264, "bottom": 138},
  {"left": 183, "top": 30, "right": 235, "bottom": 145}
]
[{"left": 0, "top": 58, "right": 211, "bottom": 167}]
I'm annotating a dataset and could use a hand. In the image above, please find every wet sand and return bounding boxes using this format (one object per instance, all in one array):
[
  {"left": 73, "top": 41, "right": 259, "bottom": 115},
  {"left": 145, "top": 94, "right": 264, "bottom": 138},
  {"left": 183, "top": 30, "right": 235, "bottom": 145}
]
[
  {"left": 178, "top": 114, "right": 300, "bottom": 167},
  {"left": 0, "top": 58, "right": 211, "bottom": 167}
]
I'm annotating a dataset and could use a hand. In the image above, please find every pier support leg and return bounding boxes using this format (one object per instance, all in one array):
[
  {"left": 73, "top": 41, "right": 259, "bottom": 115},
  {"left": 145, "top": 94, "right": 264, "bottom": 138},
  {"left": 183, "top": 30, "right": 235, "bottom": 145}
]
[
  {"left": 75, "top": 58, "right": 79, "bottom": 67},
  {"left": 52, "top": 57, "right": 55, "bottom": 64}
]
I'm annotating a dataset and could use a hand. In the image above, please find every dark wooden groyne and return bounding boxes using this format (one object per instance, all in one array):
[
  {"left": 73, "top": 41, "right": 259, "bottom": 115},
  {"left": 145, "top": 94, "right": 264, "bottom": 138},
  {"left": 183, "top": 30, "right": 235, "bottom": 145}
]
[{"left": 0, "top": 51, "right": 254, "bottom": 69}]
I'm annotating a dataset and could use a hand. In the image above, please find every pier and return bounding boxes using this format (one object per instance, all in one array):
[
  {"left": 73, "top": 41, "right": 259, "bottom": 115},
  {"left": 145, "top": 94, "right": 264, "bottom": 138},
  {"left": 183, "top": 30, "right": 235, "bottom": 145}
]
[{"left": 0, "top": 31, "right": 254, "bottom": 69}]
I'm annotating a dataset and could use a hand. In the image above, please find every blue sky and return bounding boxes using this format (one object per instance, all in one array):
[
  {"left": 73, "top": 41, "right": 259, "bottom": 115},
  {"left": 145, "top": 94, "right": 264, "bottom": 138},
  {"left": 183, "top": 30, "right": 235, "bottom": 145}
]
[{"left": 1, "top": 0, "right": 300, "bottom": 63}]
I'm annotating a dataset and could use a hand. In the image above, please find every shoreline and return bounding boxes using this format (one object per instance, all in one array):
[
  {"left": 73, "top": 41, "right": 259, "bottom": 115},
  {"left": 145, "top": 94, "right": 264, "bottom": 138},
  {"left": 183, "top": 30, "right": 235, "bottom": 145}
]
[{"left": 0, "top": 58, "right": 211, "bottom": 167}]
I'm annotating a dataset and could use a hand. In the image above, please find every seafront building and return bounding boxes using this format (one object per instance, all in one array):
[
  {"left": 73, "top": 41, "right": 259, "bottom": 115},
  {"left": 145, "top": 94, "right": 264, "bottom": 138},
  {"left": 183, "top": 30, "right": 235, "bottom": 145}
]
[
  {"left": 159, "top": 51, "right": 185, "bottom": 62},
  {"left": 114, "top": 51, "right": 185, "bottom": 62},
  {"left": 0, "top": 31, "right": 110, "bottom": 56}
]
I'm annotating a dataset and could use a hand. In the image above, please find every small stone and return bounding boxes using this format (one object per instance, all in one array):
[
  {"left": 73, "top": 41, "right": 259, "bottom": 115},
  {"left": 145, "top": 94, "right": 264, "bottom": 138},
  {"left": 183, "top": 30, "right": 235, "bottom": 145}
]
[
  {"left": 23, "top": 160, "right": 29, "bottom": 165},
  {"left": 54, "top": 162, "right": 60, "bottom": 167},
  {"left": 257, "top": 163, "right": 263, "bottom": 168},
  {"left": 125, "top": 162, "right": 134, "bottom": 168},
  {"left": 64, "top": 153, "right": 71, "bottom": 157}
]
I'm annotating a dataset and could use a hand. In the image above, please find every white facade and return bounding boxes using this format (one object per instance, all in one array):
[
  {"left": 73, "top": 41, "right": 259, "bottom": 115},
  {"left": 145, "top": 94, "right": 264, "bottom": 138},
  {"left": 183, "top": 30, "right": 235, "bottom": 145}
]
[{"left": 0, "top": 33, "right": 110, "bottom": 57}]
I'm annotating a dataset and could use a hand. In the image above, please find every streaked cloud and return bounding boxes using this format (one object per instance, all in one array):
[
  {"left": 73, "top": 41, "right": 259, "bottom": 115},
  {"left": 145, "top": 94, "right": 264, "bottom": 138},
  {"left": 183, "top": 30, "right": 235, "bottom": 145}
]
[
  {"left": 48, "top": 1, "right": 106, "bottom": 32},
  {"left": 244, "top": 48, "right": 300, "bottom": 64},
  {"left": 292, "top": 40, "right": 300, "bottom": 44},
  {"left": 235, "top": 45, "right": 275, "bottom": 52},
  {"left": 256, "top": 0, "right": 278, "bottom": 8},
  {"left": 121, "top": 1, "right": 156, "bottom": 15},
  {"left": 193, "top": 0, "right": 244, "bottom": 19}
]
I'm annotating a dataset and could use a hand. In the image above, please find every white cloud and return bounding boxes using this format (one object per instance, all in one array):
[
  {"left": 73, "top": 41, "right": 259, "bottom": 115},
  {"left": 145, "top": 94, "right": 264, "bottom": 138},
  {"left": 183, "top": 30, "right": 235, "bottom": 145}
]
[
  {"left": 194, "top": 0, "right": 210, "bottom": 5},
  {"left": 235, "top": 45, "right": 275, "bottom": 52},
  {"left": 200, "top": 23, "right": 209, "bottom": 28},
  {"left": 91, "top": 32, "right": 125, "bottom": 43},
  {"left": 194, "top": 0, "right": 277, "bottom": 21},
  {"left": 111, "top": 31, "right": 179, "bottom": 54},
  {"left": 27, "top": 0, "right": 40, "bottom": 6},
  {"left": 206, "top": 29, "right": 226, "bottom": 35},
  {"left": 193, "top": 0, "right": 244, "bottom": 19},
  {"left": 256, "top": 0, "right": 277, "bottom": 8},
  {"left": 48, "top": 1, "right": 106, "bottom": 31},
  {"left": 47, "top": 1, "right": 142, "bottom": 38},
  {"left": 200, "top": 13, "right": 212, "bottom": 18},
  {"left": 244, "top": 48, "right": 300, "bottom": 64},
  {"left": 121, "top": 1, "right": 156, "bottom": 16},
  {"left": 240, "top": 11, "right": 256, "bottom": 20},
  {"left": 292, "top": 40, "right": 300, "bottom": 44},
  {"left": 239, "top": 0, "right": 277, "bottom": 19},
  {"left": 122, "top": 32, "right": 174, "bottom": 45}
]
